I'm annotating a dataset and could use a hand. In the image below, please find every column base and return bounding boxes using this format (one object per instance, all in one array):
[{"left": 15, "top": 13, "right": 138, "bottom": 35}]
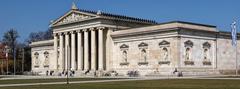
[
  {"left": 74, "top": 70, "right": 85, "bottom": 76},
  {"left": 87, "top": 70, "right": 96, "bottom": 76},
  {"left": 81, "top": 70, "right": 90, "bottom": 75},
  {"left": 96, "top": 70, "right": 105, "bottom": 77},
  {"left": 52, "top": 69, "right": 66, "bottom": 76},
  {"left": 45, "top": 69, "right": 59, "bottom": 76}
]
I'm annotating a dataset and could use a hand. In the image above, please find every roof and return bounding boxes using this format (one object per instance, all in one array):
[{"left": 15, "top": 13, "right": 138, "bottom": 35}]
[
  {"left": 111, "top": 21, "right": 218, "bottom": 37},
  {"left": 78, "top": 9, "right": 157, "bottom": 24},
  {"left": 158, "top": 21, "right": 217, "bottom": 28},
  {"left": 50, "top": 7, "right": 157, "bottom": 27},
  {"left": 29, "top": 40, "right": 54, "bottom": 48},
  {"left": 218, "top": 31, "right": 240, "bottom": 37}
]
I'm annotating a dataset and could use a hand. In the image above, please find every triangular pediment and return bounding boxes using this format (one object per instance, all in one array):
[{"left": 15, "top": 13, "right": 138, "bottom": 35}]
[{"left": 51, "top": 10, "right": 98, "bottom": 26}]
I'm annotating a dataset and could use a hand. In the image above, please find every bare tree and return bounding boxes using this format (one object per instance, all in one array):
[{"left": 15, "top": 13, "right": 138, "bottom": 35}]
[
  {"left": 2, "top": 29, "right": 19, "bottom": 75},
  {"left": 26, "top": 29, "right": 53, "bottom": 43}
]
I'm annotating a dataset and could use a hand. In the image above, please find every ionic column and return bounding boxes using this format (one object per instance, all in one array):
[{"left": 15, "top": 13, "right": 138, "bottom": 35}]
[
  {"left": 83, "top": 29, "right": 89, "bottom": 71},
  {"left": 90, "top": 28, "right": 96, "bottom": 71},
  {"left": 65, "top": 32, "right": 70, "bottom": 70},
  {"left": 77, "top": 30, "right": 83, "bottom": 70},
  {"left": 54, "top": 33, "right": 58, "bottom": 70},
  {"left": 98, "top": 27, "right": 104, "bottom": 70},
  {"left": 71, "top": 31, "right": 76, "bottom": 70},
  {"left": 59, "top": 33, "right": 64, "bottom": 70}
]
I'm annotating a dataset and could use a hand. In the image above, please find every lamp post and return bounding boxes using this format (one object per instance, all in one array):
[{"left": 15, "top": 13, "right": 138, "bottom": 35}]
[
  {"left": 5, "top": 45, "right": 9, "bottom": 75},
  {"left": 13, "top": 47, "right": 16, "bottom": 75},
  {"left": 21, "top": 47, "right": 25, "bottom": 74}
]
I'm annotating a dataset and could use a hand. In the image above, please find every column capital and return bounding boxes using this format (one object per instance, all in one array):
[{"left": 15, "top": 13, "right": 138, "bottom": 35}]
[
  {"left": 64, "top": 32, "right": 70, "bottom": 35},
  {"left": 70, "top": 31, "right": 75, "bottom": 34},
  {"left": 89, "top": 28, "right": 97, "bottom": 31},
  {"left": 97, "top": 27, "right": 105, "bottom": 30},
  {"left": 82, "top": 29, "right": 89, "bottom": 32},
  {"left": 58, "top": 32, "right": 64, "bottom": 36},
  {"left": 53, "top": 33, "right": 58, "bottom": 36},
  {"left": 77, "top": 30, "right": 82, "bottom": 33}
]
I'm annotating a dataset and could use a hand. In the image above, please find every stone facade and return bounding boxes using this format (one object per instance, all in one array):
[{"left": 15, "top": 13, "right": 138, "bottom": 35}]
[
  {"left": 30, "top": 40, "right": 54, "bottom": 75},
  {"left": 30, "top": 4, "right": 240, "bottom": 76}
]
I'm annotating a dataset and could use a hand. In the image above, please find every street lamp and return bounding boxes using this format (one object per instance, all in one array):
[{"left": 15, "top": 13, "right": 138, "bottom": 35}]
[
  {"left": 21, "top": 47, "right": 25, "bottom": 74},
  {"left": 4, "top": 45, "right": 10, "bottom": 75}
]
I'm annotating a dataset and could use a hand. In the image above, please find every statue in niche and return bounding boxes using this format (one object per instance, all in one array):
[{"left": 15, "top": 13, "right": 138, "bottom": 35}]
[
  {"left": 141, "top": 49, "right": 147, "bottom": 62},
  {"left": 123, "top": 51, "right": 128, "bottom": 62},
  {"left": 204, "top": 49, "right": 208, "bottom": 60},
  {"left": 44, "top": 57, "right": 49, "bottom": 65},
  {"left": 163, "top": 48, "right": 168, "bottom": 60},
  {"left": 44, "top": 52, "right": 49, "bottom": 65},
  {"left": 34, "top": 52, "right": 39, "bottom": 65},
  {"left": 185, "top": 48, "right": 190, "bottom": 60},
  {"left": 35, "top": 58, "right": 39, "bottom": 65}
]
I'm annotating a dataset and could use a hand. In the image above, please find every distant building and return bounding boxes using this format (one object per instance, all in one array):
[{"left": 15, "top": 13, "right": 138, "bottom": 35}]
[{"left": 30, "top": 3, "right": 240, "bottom": 76}]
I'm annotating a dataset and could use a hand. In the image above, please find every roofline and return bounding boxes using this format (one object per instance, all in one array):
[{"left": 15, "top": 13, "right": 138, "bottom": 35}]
[
  {"left": 50, "top": 8, "right": 158, "bottom": 28},
  {"left": 29, "top": 40, "right": 54, "bottom": 48},
  {"left": 111, "top": 27, "right": 179, "bottom": 38},
  {"left": 218, "top": 31, "right": 240, "bottom": 36},
  {"left": 158, "top": 21, "right": 217, "bottom": 28}
]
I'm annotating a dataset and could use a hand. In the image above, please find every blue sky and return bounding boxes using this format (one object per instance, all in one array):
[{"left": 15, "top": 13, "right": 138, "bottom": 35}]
[{"left": 0, "top": 0, "right": 239, "bottom": 42}]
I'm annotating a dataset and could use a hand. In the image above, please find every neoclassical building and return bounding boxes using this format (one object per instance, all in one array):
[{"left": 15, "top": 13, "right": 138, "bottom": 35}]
[{"left": 30, "top": 4, "right": 240, "bottom": 76}]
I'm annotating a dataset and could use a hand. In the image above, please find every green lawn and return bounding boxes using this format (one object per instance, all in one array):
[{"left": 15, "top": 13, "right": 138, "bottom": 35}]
[
  {"left": 0, "top": 78, "right": 121, "bottom": 84},
  {"left": 1, "top": 79, "right": 240, "bottom": 89}
]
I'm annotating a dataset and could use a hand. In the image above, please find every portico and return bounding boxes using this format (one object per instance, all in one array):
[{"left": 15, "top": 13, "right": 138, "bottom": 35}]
[{"left": 53, "top": 27, "right": 105, "bottom": 73}]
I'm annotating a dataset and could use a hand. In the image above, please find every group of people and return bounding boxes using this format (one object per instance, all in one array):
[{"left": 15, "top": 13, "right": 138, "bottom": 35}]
[
  {"left": 60, "top": 70, "right": 75, "bottom": 77},
  {"left": 45, "top": 70, "right": 54, "bottom": 76},
  {"left": 45, "top": 69, "right": 75, "bottom": 77},
  {"left": 173, "top": 68, "right": 183, "bottom": 77},
  {"left": 127, "top": 70, "right": 139, "bottom": 77},
  {"left": 45, "top": 69, "right": 183, "bottom": 77}
]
